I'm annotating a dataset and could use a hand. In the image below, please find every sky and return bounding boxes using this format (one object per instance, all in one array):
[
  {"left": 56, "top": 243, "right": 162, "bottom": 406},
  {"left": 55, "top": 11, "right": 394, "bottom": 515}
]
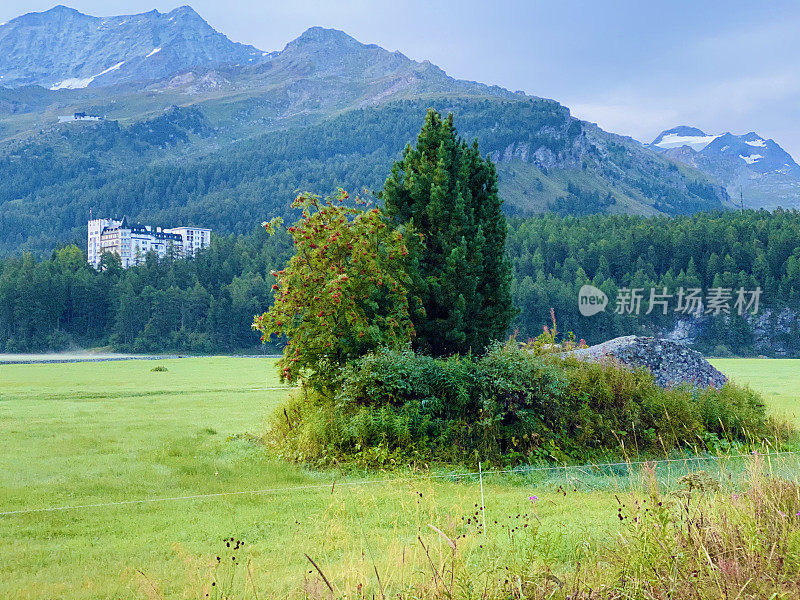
[{"left": 3, "top": 1, "right": 800, "bottom": 157}]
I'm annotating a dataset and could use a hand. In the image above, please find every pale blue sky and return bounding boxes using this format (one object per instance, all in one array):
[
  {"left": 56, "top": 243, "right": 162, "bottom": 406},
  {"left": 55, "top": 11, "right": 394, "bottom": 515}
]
[{"left": 3, "top": 1, "right": 800, "bottom": 157}]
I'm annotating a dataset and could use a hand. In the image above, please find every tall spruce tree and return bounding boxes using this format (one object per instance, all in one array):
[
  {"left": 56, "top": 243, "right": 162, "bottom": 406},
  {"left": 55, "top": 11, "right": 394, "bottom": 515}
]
[{"left": 381, "top": 109, "right": 514, "bottom": 356}]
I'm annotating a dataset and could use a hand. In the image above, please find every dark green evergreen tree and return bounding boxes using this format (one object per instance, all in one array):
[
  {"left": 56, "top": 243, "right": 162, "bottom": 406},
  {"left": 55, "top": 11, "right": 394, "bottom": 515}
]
[{"left": 381, "top": 109, "right": 514, "bottom": 356}]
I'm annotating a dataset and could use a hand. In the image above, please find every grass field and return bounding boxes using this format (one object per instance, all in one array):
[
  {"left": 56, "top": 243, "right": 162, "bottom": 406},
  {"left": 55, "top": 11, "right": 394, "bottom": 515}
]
[
  {"left": 1, "top": 357, "right": 799, "bottom": 598},
  {"left": 711, "top": 358, "right": 800, "bottom": 427}
]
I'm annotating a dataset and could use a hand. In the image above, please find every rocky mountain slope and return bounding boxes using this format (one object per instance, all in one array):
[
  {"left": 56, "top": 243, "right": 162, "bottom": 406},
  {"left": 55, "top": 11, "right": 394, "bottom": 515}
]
[
  {"left": 0, "top": 5, "right": 267, "bottom": 89},
  {"left": 649, "top": 127, "right": 800, "bottom": 209},
  {"left": 0, "top": 6, "right": 732, "bottom": 254}
]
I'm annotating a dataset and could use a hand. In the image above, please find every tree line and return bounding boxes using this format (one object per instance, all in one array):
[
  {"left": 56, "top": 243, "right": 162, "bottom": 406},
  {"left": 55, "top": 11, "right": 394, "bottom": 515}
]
[
  {"left": 0, "top": 228, "right": 291, "bottom": 353},
  {"left": 2, "top": 208, "right": 799, "bottom": 355},
  {"left": 508, "top": 209, "right": 800, "bottom": 355}
]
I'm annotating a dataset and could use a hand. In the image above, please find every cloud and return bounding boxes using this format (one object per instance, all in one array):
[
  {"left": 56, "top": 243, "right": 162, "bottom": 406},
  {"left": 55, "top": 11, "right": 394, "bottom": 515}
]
[
  {"left": 567, "top": 69, "right": 800, "bottom": 154},
  {"left": 693, "top": 73, "right": 800, "bottom": 115},
  {"left": 563, "top": 9, "right": 800, "bottom": 155},
  {"left": 568, "top": 102, "right": 681, "bottom": 143}
]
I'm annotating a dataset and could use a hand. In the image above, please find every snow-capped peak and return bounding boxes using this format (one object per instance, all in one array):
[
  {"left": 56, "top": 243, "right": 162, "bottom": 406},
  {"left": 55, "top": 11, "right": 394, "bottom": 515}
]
[
  {"left": 655, "top": 132, "right": 719, "bottom": 150},
  {"left": 0, "top": 6, "right": 269, "bottom": 89},
  {"left": 650, "top": 126, "right": 719, "bottom": 151}
]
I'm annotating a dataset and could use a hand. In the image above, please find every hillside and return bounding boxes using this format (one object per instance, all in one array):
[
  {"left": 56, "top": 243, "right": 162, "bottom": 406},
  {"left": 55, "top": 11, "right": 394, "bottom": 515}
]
[{"left": 0, "top": 7, "right": 730, "bottom": 255}]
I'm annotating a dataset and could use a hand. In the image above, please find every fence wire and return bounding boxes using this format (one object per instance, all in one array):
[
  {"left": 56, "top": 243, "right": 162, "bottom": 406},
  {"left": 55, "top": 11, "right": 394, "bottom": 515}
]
[{"left": 3, "top": 450, "right": 799, "bottom": 517}]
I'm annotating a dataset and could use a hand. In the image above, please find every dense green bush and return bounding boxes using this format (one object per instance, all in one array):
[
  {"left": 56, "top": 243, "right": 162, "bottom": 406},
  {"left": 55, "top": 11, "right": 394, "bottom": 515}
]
[{"left": 270, "top": 344, "right": 779, "bottom": 467}]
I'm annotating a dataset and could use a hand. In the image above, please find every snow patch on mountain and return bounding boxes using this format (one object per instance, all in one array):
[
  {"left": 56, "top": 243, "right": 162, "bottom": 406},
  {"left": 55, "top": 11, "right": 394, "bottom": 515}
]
[
  {"left": 50, "top": 76, "right": 95, "bottom": 90},
  {"left": 146, "top": 48, "right": 162, "bottom": 58},
  {"left": 50, "top": 60, "right": 125, "bottom": 90},
  {"left": 745, "top": 138, "right": 767, "bottom": 147},
  {"left": 651, "top": 125, "right": 800, "bottom": 208},
  {"left": 654, "top": 132, "right": 719, "bottom": 151}
]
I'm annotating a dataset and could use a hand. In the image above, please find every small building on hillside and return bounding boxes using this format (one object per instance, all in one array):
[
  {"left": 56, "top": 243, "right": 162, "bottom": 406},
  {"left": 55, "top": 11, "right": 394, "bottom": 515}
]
[{"left": 58, "top": 112, "right": 105, "bottom": 123}]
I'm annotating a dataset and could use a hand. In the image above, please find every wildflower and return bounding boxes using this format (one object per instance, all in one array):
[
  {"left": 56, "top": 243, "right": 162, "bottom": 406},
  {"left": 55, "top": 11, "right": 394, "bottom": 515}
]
[{"left": 528, "top": 495, "right": 539, "bottom": 503}]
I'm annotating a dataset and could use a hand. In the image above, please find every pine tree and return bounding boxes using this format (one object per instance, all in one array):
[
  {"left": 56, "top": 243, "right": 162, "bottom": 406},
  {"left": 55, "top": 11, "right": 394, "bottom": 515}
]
[{"left": 381, "top": 109, "right": 514, "bottom": 356}]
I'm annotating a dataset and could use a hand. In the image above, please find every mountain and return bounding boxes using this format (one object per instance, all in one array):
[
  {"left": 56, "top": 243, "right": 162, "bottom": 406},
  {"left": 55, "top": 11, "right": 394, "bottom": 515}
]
[
  {"left": 0, "top": 7, "right": 730, "bottom": 255},
  {"left": 650, "top": 126, "right": 719, "bottom": 151},
  {"left": 0, "top": 5, "right": 267, "bottom": 89},
  {"left": 648, "top": 127, "right": 800, "bottom": 209}
]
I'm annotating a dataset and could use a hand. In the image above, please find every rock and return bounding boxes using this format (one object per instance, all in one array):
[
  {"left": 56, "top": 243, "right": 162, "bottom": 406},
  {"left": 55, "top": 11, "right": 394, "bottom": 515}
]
[
  {"left": 660, "top": 307, "right": 800, "bottom": 358},
  {"left": 565, "top": 335, "right": 728, "bottom": 389}
]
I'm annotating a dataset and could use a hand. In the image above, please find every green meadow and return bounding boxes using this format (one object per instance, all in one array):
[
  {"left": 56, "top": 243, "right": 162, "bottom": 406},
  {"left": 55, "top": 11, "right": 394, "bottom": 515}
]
[
  {"left": 1, "top": 357, "right": 799, "bottom": 599},
  {"left": 711, "top": 358, "right": 800, "bottom": 427}
]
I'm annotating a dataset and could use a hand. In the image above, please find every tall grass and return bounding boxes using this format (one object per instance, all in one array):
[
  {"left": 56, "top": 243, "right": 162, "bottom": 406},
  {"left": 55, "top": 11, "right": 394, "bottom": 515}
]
[
  {"left": 603, "top": 456, "right": 800, "bottom": 599},
  {"left": 184, "top": 454, "right": 800, "bottom": 599}
]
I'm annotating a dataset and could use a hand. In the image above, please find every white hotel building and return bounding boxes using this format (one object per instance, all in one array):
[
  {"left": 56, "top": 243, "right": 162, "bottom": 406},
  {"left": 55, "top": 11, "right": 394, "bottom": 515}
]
[{"left": 88, "top": 217, "right": 211, "bottom": 269}]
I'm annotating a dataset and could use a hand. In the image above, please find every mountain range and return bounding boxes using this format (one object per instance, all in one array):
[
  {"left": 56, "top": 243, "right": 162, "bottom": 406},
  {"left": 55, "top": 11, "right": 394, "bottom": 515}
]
[
  {"left": 0, "top": 5, "right": 793, "bottom": 254},
  {"left": 0, "top": 5, "right": 267, "bottom": 89},
  {"left": 648, "top": 126, "right": 800, "bottom": 209}
]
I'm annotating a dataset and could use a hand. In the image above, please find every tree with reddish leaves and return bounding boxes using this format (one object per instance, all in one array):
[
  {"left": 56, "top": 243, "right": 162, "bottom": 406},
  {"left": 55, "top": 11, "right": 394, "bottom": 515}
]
[{"left": 253, "top": 190, "right": 414, "bottom": 389}]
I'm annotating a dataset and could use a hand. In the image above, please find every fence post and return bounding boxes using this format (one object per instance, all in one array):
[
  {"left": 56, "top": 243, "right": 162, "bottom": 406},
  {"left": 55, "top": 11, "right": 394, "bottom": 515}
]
[{"left": 479, "top": 461, "right": 487, "bottom": 535}]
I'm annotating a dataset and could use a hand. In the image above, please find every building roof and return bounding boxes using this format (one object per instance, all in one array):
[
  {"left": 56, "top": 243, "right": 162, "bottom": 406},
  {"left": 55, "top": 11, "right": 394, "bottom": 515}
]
[{"left": 95, "top": 216, "right": 209, "bottom": 241}]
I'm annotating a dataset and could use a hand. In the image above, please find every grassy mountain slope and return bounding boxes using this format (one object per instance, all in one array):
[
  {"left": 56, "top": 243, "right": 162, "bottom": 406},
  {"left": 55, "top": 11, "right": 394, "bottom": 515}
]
[{"left": 0, "top": 97, "right": 728, "bottom": 255}]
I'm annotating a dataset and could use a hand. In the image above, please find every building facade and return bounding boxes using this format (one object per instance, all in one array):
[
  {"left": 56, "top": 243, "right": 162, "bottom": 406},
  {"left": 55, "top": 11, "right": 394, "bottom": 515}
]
[
  {"left": 166, "top": 227, "right": 212, "bottom": 259},
  {"left": 88, "top": 217, "right": 211, "bottom": 269}
]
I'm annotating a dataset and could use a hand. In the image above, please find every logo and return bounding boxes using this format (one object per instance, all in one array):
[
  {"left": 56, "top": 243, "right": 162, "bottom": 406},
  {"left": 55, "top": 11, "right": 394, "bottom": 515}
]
[
  {"left": 578, "top": 284, "right": 608, "bottom": 317},
  {"left": 576, "top": 284, "right": 762, "bottom": 317}
]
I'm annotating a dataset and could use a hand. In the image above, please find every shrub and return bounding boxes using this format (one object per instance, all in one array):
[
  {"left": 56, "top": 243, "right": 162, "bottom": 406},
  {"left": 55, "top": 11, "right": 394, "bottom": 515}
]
[
  {"left": 712, "top": 343, "right": 734, "bottom": 357},
  {"left": 269, "top": 343, "right": 783, "bottom": 467}
]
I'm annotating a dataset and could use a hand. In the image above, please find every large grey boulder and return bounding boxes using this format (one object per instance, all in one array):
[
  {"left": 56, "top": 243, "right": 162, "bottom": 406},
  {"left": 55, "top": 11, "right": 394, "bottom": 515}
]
[{"left": 565, "top": 335, "right": 728, "bottom": 389}]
